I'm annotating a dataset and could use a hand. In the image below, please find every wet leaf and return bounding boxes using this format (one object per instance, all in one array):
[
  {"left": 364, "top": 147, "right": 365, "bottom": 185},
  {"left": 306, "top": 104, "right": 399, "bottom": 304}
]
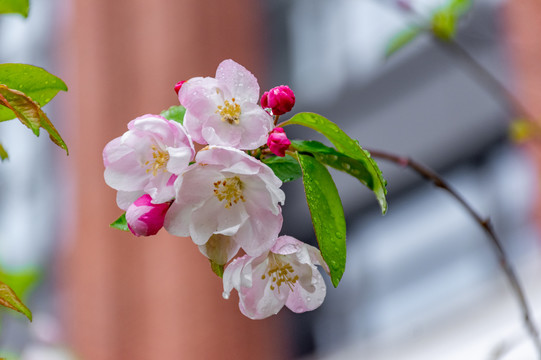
[
  {"left": 0, "top": 64, "right": 67, "bottom": 121},
  {"left": 262, "top": 154, "right": 302, "bottom": 183},
  {"left": 297, "top": 153, "right": 346, "bottom": 287},
  {"left": 0, "top": 85, "right": 68, "bottom": 154},
  {"left": 281, "top": 112, "right": 387, "bottom": 214}
]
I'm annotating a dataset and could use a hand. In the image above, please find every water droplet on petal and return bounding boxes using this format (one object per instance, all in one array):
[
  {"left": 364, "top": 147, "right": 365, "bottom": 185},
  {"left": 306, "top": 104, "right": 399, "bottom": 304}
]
[{"left": 222, "top": 291, "right": 230, "bottom": 300}]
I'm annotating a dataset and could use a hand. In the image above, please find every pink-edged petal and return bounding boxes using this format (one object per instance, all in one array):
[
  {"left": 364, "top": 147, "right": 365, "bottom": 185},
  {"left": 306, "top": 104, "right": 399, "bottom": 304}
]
[
  {"left": 215, "top": 59, "right": 260, "bottom": 103},
  {"left": 237, "top": 103, "right": 274, "bottom": 149},
  {"left": 237, "top": 257, "right": 288, "bottom": 319},
  {"left": 285, "top": 267, "right": 326, "bottom": 313},
  {"left": 234, "top": 206, "right": 282, "bottom": 257},
  {"left": 223, "top": 255, "right": 251, "bottom": 297}
]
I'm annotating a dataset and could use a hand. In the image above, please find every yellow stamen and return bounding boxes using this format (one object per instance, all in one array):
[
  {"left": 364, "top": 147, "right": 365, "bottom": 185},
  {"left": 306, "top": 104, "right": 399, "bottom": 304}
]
[
  {"left": 145, "top": 144, "right": 169, "bottom": 176},
  {"left": 216, "top": 98, "right": 241, "bottom": 125},
  {"left": 266, "top": 255, "right": 298, "bottom": 293},
  {"left": 213, "top": 176, "right": 245, "bottom": 208}
]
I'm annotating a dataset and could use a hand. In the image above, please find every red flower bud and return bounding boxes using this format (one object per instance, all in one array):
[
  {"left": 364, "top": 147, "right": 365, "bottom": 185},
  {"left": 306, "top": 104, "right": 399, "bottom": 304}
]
[
  {"left": 260, "top": 85, "right": 295, "bottom": 116},
  {"left": 267, "top": 127, "right": 291, "bottom": 157},
  {"left": 126, "top": 194, "right": 171, "bottom": 237}
]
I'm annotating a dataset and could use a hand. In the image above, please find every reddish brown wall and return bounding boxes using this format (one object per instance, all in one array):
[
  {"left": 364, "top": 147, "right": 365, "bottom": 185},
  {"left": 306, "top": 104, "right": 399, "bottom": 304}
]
[
  {"left": 60, "top": 1, "right": 288, "bottom": 359},
  {"left": 504, "top": 1, "right": 541, "bottom": 223}
]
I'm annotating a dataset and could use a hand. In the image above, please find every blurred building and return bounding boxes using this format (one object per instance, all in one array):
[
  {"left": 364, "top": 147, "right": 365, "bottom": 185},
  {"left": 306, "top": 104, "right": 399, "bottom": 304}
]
[{"left": 1, "top": 0, "right": 540, "bottom": 359}]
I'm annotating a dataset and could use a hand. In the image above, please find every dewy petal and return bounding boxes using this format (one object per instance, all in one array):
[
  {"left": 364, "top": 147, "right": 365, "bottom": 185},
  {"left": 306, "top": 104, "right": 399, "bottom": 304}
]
[
  {"left": 237, "top": 103, "right": 274, "bottom": 149},
  {"left": 285, "top": 266, "right": 326, "bottom": 313},
  {"left": 237, "top": 256, "right": 288, "bottom": 320},
  {"left": 215, "top": 59, "right": 260, "bottom": 103}
]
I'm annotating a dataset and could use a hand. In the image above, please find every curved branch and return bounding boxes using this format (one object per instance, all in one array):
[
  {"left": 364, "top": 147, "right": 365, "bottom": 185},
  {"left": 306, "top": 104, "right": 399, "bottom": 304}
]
[{"left": 369, "top": 149, "right": 541, "bottom": 358}]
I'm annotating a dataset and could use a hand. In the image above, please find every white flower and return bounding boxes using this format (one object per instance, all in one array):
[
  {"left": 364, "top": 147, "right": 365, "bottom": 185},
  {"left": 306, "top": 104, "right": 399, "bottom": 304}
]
[
  {"left": 178, "top": 59, "right": 274, "bottom": 150},
  {"left": 164, "top": 146, "right": 285, "bottom": 257},
  {"left": 223, "top": 236, "right": 329, "bottom": 319}
]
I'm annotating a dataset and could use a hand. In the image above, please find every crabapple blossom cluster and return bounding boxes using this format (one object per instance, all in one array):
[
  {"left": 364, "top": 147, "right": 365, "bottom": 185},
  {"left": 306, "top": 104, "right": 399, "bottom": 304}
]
[{"left": 103, "top": 59, "right": 329, "bottom": 319}]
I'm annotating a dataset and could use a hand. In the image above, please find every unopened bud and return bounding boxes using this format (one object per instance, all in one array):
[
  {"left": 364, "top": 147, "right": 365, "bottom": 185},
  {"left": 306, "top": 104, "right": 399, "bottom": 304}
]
[
  {"left": 261, "top": 85, "right": 295, "bottom": 116},
  {"left": 126, "top": 194, "right": 171, "bottom": 237},
  {"left": 267, "top": 127, "right": 291, "bottom": 157},
  {"left": 174, "top": 80, "right": 186, "bottom": 95}
]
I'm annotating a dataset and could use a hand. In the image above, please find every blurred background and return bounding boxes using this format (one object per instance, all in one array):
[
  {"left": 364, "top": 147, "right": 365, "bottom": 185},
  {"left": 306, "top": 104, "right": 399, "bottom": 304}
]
[{"left": 0, "top": 0, "right": 540, "bottom": 358}]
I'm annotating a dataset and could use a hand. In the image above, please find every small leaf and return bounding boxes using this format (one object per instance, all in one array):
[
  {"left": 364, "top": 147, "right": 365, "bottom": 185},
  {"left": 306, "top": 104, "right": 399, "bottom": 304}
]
[
  {"left": 297, "top": 153, "right": 346, "bottom": 287},
  {"left": 291, "top": 140, "right": 376, "bottom": 188},
  {"left": 261, "top": 154, "right": 302, "bottom": 183},
  {"left": 110, "top": 213, "right": 129, "bottom": 232},
  {"left": 281, "top": 113, "right": 387, "bottom": 214},
  {"left": 0, "top": 64, "right": 67, "bottom": 121},
  {"left": 0, "top": 144, "right": 8, "bottom": 161},
  {"left": 210, "top": 260, "right": 224, "bottom": 278},
  {"left": 385, "top": 26, "right": 422, "bottom": 58},
  {"left": 0, "top": 0, "right": 29, "bottom": 17},
  {"left": 431, "top": 9, "right": 457, "bottom": 41},
  {"left": 0, "top": 85, "right": 68, "bottom": 154},
  {"left": 160, "top": 105, "right": 186, "bottom": 124},
  {"left": 0, "top": 280, "right": 32, "bottom": 321}
]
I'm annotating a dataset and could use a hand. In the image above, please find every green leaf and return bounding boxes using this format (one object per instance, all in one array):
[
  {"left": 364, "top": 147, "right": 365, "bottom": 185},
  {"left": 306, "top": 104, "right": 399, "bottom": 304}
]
[
  {"left": 291, "top": 140, "right": 378, "bottom": 188},
  {"left": 281, "top": 112, "right": 387, "bottom": 214},
  {"left": 0, "top": 267, "right": 40, "bottom": 301},
  {"left": 297, "top": 153, "right": 346, "bottom": 287},
  {"left": 209, "top": 260, "right": 224, "bottom": 278},
  {"left": 0, "top": 0, "right": 29, "bottom": 17},
  {"left": 0, "top": 280, "right": 32, "bottom": 321},
  {"left": 0, "top": 85, "right": 68, "bottom": 154},
  {"left": 431, "top": 9, "right": 457, "bottom": 41},
  {"left": 385, "top": 26, "right": 422, "bottom": 58},
  {"left": 110, "top": 213, "right": 129, "bottom": 232},
  {"left": 0, "top": 64, "right": 67, "bottom": 122},
  {"left": 261, "top": 154, "right": 302, "bottom": 182},
  {"left": 160, "top": 105, "right": 186, "bottom": 124},
  {"left": 0, "top": 144, "right": 7, "bottom": 161}
]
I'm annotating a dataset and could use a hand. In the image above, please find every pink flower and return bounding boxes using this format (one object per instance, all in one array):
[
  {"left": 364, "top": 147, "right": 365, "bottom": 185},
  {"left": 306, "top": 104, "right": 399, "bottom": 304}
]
[
  {"left": 222, "top": 236, "right": 329, "bottom": 319},
  {"left": 260, "top": 85, "right": 295, "bottom": 116},
  {"left": 126, "top": 194, "right": 171, "bottom": 236},
  {"left": 174, "top": 80, "right": 186, "bottom": 95},
  {"left": 178, "top": 59, "right": 274, "bottom": 150},
  {"left": 164, "top": 146, "right": 285, "bottom": 257},
  {"left": 267, "top": 127, "right": 291, "bottom": 157},
  {"left": 103, "top": 114, "right": 195, "bottom": 204}
]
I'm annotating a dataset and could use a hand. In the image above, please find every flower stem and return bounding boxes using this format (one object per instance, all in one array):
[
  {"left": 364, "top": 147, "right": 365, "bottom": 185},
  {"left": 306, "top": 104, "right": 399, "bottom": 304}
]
[{"left": 368, "top": 149, "right": 541, "bottom": 358}]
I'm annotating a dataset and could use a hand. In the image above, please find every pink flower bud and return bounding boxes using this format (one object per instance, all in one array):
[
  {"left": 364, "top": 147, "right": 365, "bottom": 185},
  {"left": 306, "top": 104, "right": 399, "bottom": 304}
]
[
  {"left": 174, "top": 80, "right": 186, "bottom": 95},
  {"left": 126, "top": 194, "right": 171, "bottom": 237},
  {"left": 267, "top": 127, "right": 291, "bottom": 157},
  {"left": 260, "top": 85, "right": 295, "bottom": 116}
]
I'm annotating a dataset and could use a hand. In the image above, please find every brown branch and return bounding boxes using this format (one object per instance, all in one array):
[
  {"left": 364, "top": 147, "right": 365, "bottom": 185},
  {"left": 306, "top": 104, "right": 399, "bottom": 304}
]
[{"left": 368, "top": 149, "right": 541, "bottom": 358}]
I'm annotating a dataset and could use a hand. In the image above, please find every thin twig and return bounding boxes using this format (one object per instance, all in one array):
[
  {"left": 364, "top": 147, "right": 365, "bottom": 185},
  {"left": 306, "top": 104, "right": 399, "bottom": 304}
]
[
  {"left": 368, "top": 149, "right": 541, "bottom": 358},
  {"left": 434, "top": 37, "right": 537, "bottom": 122}
]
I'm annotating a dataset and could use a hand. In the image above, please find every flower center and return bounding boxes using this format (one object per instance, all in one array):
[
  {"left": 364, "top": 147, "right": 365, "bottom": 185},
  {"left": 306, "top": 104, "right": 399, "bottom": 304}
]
[
  {"left": 213, "top": 176, "right": 245, "bottom": 208},
  {"left": 144, "top": 144, "right": 169, "bottom": 176},
  {"left": 262, "top": 255, "right": 299, "bottom": 292},
  {"left": 216, "top": 98, "right": 241, "bottom": 125}
]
